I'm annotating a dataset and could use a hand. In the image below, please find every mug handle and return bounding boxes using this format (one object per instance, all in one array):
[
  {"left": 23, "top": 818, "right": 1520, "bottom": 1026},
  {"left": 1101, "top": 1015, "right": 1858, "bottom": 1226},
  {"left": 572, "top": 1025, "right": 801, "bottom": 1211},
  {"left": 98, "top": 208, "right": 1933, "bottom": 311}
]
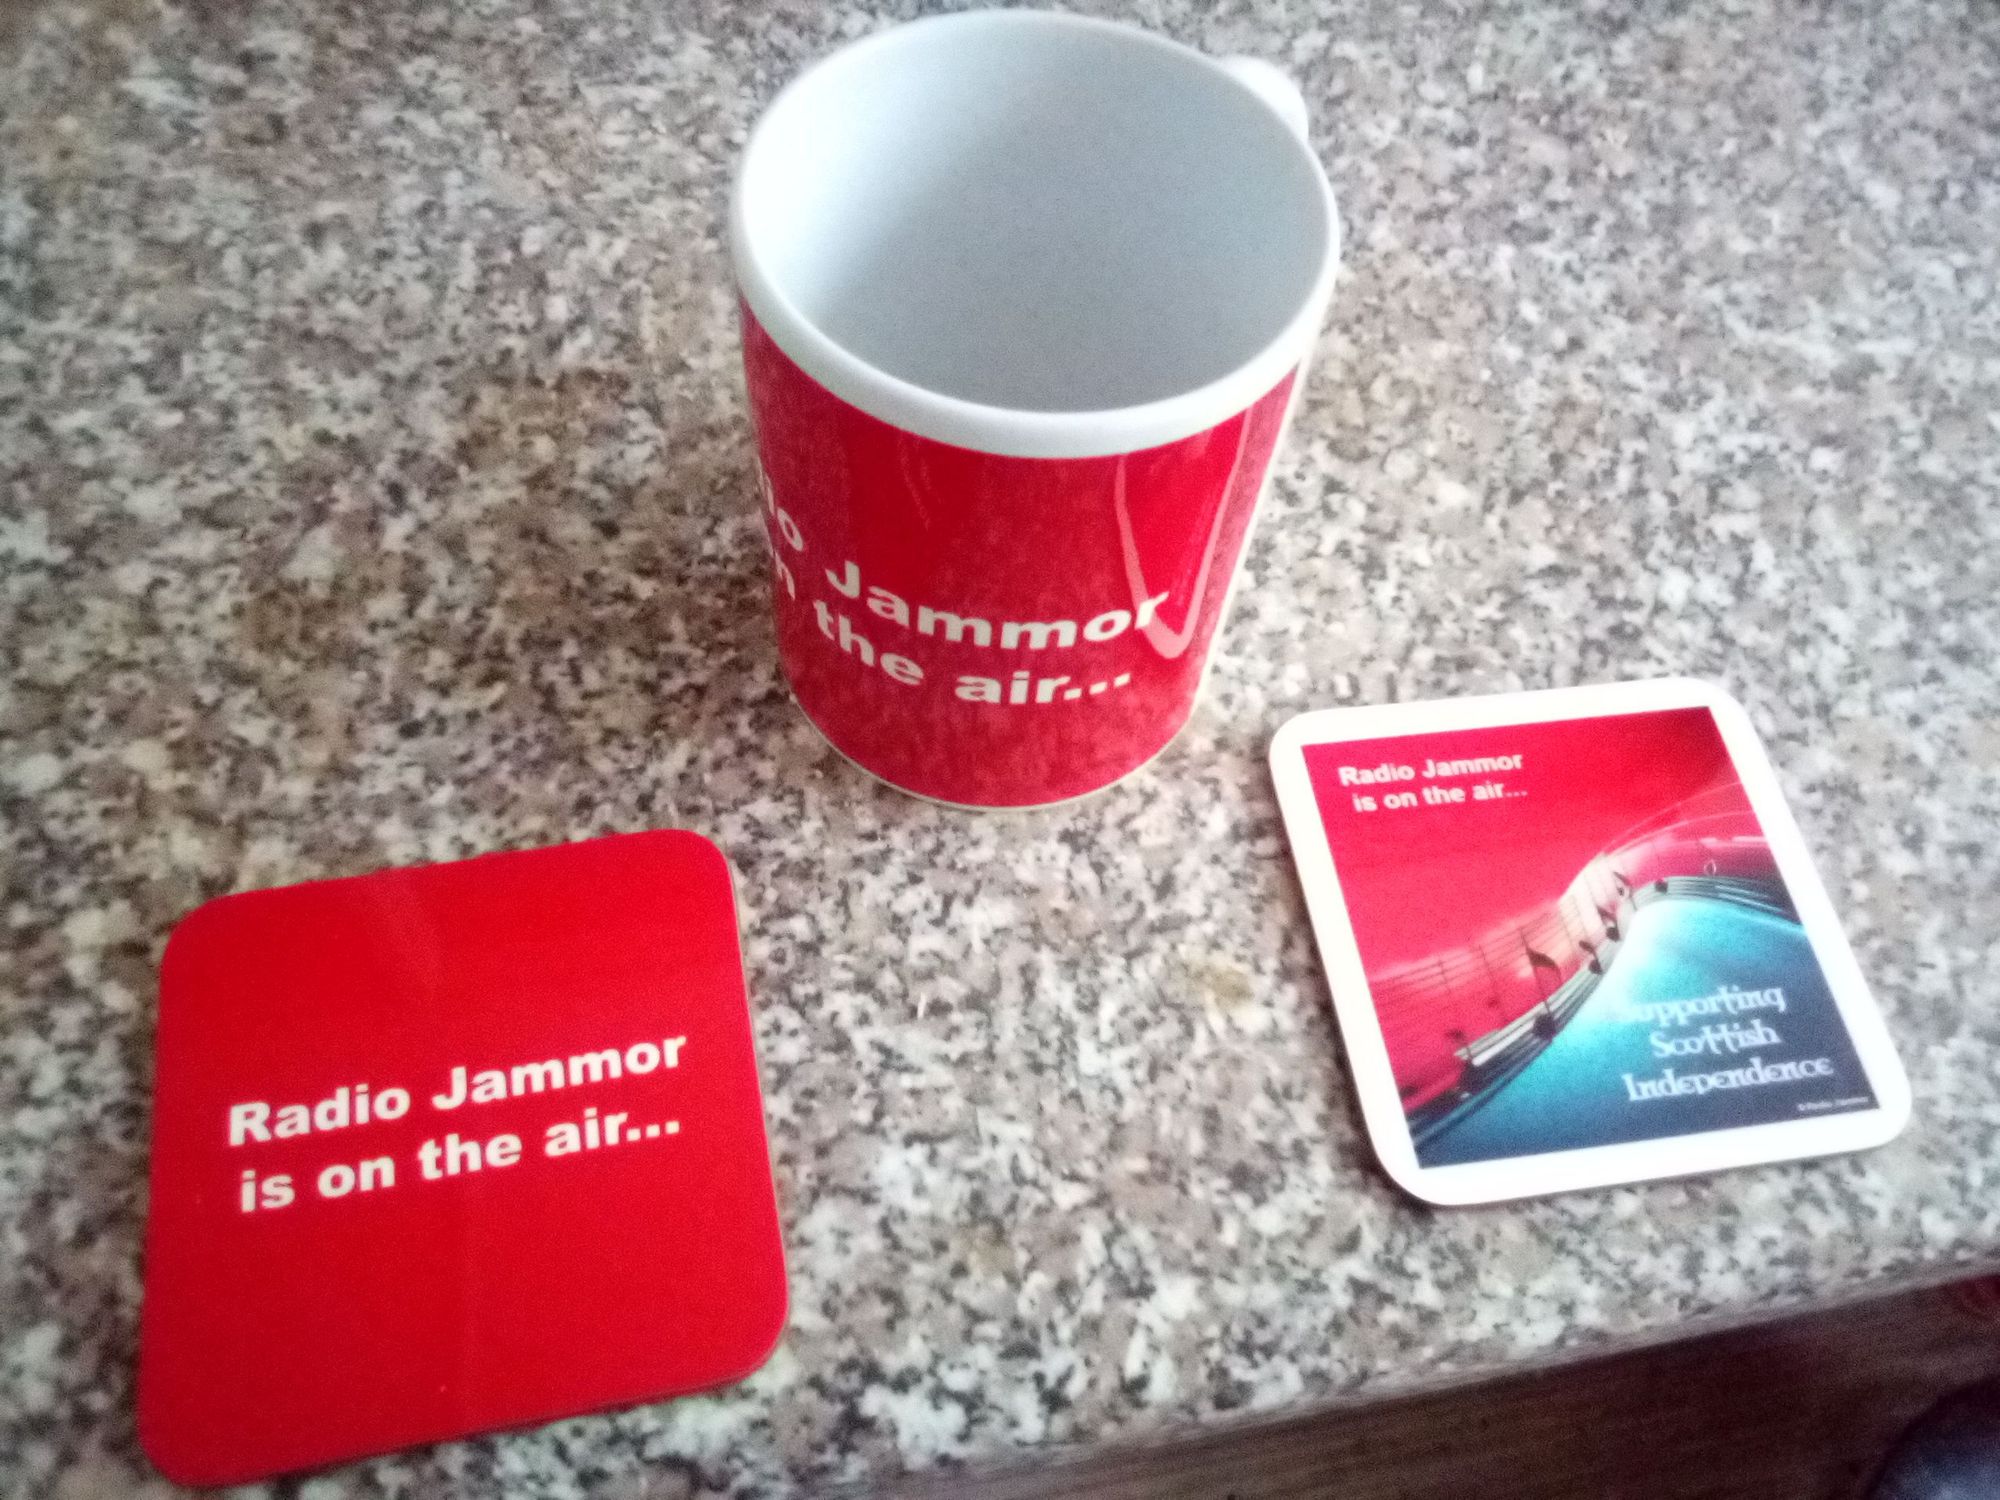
[{"left": 1218, "top": 56, "right": 1310, "bottom": 141}]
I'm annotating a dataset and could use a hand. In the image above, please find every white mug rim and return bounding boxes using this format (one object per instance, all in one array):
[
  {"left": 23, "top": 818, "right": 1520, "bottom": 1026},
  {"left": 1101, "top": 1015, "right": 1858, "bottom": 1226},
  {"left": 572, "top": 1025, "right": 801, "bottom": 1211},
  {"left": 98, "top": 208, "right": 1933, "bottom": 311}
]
[{"left": 731, "top": 9, "right": 1341, "bottom": 461}]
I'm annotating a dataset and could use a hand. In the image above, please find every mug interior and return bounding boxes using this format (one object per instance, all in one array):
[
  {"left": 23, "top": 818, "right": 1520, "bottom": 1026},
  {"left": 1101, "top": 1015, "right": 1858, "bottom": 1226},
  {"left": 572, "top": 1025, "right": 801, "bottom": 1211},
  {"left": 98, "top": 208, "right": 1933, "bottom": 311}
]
[{"left": 736, "top": 13, "right": 1332, "bottom": 416}]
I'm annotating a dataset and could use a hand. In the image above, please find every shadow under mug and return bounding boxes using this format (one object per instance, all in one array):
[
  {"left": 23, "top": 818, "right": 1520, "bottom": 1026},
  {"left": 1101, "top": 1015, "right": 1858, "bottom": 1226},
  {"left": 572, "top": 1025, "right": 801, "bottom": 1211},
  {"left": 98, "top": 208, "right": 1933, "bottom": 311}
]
[{"left": 733, "top": 9, "right": 1340, "bottom": 809}]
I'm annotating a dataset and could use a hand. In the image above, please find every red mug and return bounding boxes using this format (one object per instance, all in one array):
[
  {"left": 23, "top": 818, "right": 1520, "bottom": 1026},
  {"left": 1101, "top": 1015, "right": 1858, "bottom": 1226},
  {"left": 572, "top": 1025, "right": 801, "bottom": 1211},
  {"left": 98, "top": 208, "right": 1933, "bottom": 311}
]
[{"left": 733, "top": 11, "right": 1340, "bottom": 808}]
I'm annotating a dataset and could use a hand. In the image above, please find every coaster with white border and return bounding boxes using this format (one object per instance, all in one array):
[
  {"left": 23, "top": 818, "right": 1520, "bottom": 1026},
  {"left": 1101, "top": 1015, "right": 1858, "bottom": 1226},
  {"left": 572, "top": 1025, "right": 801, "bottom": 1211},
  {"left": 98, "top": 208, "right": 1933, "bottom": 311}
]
[
  {"left": 1269, "top": 678, "right": 1909, "bottom": 1206},
  {"left": 138, "top": 830, "right": 787, "bottom": 1486}
]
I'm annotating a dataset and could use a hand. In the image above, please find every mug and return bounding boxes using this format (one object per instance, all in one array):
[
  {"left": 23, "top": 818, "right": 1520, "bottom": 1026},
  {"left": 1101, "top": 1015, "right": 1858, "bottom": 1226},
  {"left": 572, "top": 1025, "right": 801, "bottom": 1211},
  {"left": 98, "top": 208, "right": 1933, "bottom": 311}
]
[{"left": 732, "top": 10, "right": 1340, "bottom": 808}]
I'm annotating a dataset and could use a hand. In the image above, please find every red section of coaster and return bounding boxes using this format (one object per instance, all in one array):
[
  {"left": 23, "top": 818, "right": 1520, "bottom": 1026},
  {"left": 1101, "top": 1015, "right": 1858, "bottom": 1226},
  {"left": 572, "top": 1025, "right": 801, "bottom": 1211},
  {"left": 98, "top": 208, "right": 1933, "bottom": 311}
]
[{"left": 138, "top": 832, "right": 787, "bottom": 1486}]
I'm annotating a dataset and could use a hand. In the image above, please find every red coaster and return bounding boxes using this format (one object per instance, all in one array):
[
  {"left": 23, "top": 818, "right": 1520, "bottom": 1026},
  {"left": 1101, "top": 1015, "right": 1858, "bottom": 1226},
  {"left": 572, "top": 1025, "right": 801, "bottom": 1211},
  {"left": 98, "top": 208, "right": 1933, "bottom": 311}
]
[{"left": 138, "top": 831, "right": 787, "bottom": 1486}]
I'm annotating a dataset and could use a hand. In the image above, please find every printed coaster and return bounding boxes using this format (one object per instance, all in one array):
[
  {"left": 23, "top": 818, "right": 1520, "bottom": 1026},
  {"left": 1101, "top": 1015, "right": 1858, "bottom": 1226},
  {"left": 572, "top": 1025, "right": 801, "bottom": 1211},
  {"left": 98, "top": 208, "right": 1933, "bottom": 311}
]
[
  {"left": 1270, "top": 679, "right": 1909, "bottom": 1205},
  {"left": 139, "top": 831, "right": 787, "bottom": 1485}
]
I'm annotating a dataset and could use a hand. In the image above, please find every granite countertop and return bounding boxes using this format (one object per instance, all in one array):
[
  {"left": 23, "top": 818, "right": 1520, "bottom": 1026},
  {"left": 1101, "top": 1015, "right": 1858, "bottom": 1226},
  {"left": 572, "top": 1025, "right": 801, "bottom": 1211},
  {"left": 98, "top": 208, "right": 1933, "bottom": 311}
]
[{"left": 4, "top": 0, "right": 1998, "bottom": 1495}]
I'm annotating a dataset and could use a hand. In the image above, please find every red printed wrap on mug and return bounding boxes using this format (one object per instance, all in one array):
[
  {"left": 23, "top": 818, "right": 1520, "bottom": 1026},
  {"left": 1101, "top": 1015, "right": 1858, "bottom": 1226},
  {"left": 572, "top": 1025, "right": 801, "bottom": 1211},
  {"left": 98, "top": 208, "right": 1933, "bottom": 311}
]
[{"left": 744, "top": 309, "right": 1299, "bottom": 807}]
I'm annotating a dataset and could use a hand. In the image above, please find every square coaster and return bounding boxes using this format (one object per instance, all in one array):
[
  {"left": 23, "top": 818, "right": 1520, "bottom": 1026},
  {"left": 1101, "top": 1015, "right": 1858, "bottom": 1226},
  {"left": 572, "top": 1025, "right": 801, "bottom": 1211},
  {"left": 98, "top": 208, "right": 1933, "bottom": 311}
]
[
  {"left": 1270, "top": 679, "right": 1909, "bottom": 1205},
  {"left": 138, "top": 831, "right": 787, "bottom": 1486}
]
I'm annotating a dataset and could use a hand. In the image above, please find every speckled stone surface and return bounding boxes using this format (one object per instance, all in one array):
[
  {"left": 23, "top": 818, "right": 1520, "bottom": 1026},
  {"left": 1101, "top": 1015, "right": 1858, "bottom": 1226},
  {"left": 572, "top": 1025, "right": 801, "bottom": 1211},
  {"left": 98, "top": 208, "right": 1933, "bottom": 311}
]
[{"left": 4, "top": 0, "right": 1998, "bottom": 1495}]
